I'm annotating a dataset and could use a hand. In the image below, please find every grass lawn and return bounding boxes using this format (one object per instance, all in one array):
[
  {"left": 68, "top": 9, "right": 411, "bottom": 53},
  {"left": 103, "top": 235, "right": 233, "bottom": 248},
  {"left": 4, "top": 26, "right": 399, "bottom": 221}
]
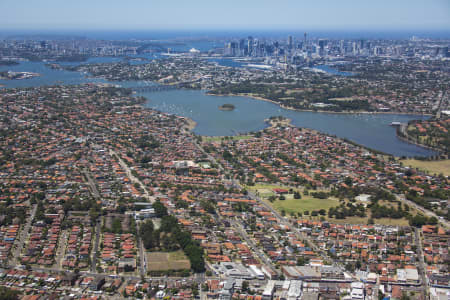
[
  {"left": 247, "top": 184, "right": 337, "bottom": 213},
  {"left": 248, "top": 184, "right": 412, "bottom": 225},
  {"left": 400, "top": 159, "right": 450, "bottom": 177},
  {"left": 146, "top": 250, "right": 190, "bottom": 272},
  {"left": 270, "top": 196, "right": 339, "bottom": 214}
]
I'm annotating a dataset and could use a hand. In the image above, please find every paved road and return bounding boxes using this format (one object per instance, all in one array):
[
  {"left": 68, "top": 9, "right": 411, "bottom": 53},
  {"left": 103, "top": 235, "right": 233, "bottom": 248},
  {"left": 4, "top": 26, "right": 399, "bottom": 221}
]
[
  {"left": 247, "top": 190, "right": 329, "bottom": 259},
  {"left": 414, "top": 228, "right": 428, "bottom": 297},
  {"left": 11, "top": 204, "right": 37, "bottom": 266},
  {"left": 192, "top": 139, "right": 224, "bottom": 173},
  {"left": 83, "top": 170, "right": 100, "bottom": 199},
  {"left": 54, "top": 230, "right": 68, "bottom": 269},
  {"left": 110, "top": 149, "right": 155, "bottom": 203},
  {"left": 91, "top": 220, "right": 101, "bottom": 273},
  {"left": 232, "top": 219, "right": 278, "bottom": 275},
  {"left": 138, "top": 225, "right": 146, "bottom": 278},
  {"left": 22, "top": 264, "right": 214, "bottom": 283},
  {"left": 28, "top": 265, "right": 143, "bottom": 281},
  {"left": 397, "top": 195, "right": 450, "bottom": 229},
  {"left": 434, "top": 90, "right": 448, "bottom": 118},
  {"left": 195, "top": 140, "right": 336, "bottom": 270}
]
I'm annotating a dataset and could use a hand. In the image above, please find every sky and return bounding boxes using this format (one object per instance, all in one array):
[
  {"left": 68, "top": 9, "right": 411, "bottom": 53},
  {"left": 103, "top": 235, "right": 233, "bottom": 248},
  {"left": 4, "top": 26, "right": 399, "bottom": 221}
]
[{"left": 1, "top": 0, "right": 449, "bottom": 31}]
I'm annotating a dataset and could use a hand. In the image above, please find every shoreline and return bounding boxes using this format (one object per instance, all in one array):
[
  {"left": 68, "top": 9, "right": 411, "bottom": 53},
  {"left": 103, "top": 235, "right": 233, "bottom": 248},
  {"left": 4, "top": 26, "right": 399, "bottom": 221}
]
[
  {"left": 218, "top": 103, "right": 235, "bottom": 111},
  {"left": 264, "top": 117, "right": 293, "bottom": 129},
  {"left": 206, "top": 92, "right": 433, "bottom": 116},
  {"left": 396, "top": 128, "right": 442, "bottom": 156},
  {"left": 33, "top": 57, "right": 433, "bottom": 117},
  {"left": 139, "top": 91, "right": 434, "bottom": 158},
  {"left": 182, "top": 117, "right": 197, "bottom": 132},
  {"left": 51, "top": 64, "right": 432, "bottom": 117}
]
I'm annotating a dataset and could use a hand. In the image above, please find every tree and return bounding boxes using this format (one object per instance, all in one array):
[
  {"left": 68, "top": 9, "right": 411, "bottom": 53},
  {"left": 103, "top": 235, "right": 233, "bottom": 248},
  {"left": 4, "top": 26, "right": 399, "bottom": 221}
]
[
  {"left": 222, "top": 150, "right": 233, "bottom": 162},
  {"left": 185, "top": 244, "right": 205, "bottom": 272},
  {"left": 344, "top": 177, "right": 353, "bottom": 186},
  {"left": 139, "top": 220, "right": 155, "bottom": 249},
  {"left": 409, "top": 214, "right": 428, "bottom": 227},
  {"left": 297, "top": 256, "right": 309, "bottom": 266},
  {"left": 401, "top": 292, "right": 411, "bottom": 300},
  {"left": 160, "top": 215, "right": 178, "bottom": 233},
  {"left": 111, "top": 218, "right": 122, "bottom": 234},
  {"left": 428, "top": 216, "right": 438, "bottom": 225},
  {"left": 200, "top": 200, "right": 215, "bottom": 214},
  {"left": 242, "top": 281, "right": 249, "bottom": 292},
  {"left": 0, "top": 287, "right": 19, "bottom": 300},
  {"left": 152, "top": 200, "right": 168, "bottom": 217}
]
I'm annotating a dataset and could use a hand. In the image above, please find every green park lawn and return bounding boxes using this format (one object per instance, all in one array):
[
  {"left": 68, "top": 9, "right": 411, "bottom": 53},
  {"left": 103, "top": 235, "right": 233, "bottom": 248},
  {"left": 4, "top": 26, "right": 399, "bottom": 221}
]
[
  {"left": 246, "top": 183, "right": 338, "bottom": 214},
  {"left": 400, "top": 159, "right": 450, "bottom": 177},
  {"left": 271, "top": 196, "right": 339, "bottom": 214},
  {"left": 247, "top": 184, "right": 410, "bottom": 225}
]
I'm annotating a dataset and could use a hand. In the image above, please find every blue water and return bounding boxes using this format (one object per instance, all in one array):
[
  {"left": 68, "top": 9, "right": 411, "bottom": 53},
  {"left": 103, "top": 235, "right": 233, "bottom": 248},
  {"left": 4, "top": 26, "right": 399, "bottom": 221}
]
[
  {"left": 0, "top": 56, "right": 164, "bottom": 88},
  {"left": 53, "top": 54, "right": 161, "bottom": 67},
  {"left": 0, "top": 60, "right": 436, "bottom": 157},
  {"left": 207, "top": 58, "right": 247, "bottom": 68},
  {"left": 314, "top": 65, "right": 355, "bottom": 76},
  {"left": 127, "top": 54, "right": 161, "bottom": 65},
  {"left": 0, "top": 61, "right": 109, "bottom": 88},
  {"left": 141, "top": 89, "right": 435, "bottom": 157}
]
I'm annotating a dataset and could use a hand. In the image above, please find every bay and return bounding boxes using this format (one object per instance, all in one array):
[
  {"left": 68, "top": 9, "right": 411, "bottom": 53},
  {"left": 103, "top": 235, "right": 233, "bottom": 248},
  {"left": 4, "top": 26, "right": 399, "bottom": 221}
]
[
  {"left": 141, "top": 89, "right": 435, "bottom": 157},
  {"left": 0, "top": 60, "right": 436, "bottom": 157}
]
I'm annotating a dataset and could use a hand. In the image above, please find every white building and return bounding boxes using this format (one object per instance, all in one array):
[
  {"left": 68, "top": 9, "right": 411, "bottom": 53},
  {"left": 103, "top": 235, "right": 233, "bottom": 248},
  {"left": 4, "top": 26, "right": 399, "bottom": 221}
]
[
  {"left": 189, "top": 48, "right": 200, "bottom": 57},
  {"left": 351, "top": 282, "right": 364, "bottom": 300},
  {"left": 249, "top": 265, "right": 265, "bottom": 280},
  {"left": 287, "top": 280, "right": 303, "bottom": 300},
  {"left": 134, "top": 208, "right": 155, "bottom": 220},
  {"left": 262, "top": 280, "right": 276, "bottom": 300}
]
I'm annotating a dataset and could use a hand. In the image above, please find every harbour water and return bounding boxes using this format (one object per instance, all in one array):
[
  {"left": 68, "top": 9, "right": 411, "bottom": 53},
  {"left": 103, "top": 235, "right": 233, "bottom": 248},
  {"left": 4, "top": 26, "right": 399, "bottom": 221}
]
[
  {"left": 313, "top": 65, "right": 355, "bottom": 76},
  {"left": 0, "top": 60, "right": 436, "bottom": 157},
  {"left": 140, "top": 89, "right": 434, "bottom": 157}
]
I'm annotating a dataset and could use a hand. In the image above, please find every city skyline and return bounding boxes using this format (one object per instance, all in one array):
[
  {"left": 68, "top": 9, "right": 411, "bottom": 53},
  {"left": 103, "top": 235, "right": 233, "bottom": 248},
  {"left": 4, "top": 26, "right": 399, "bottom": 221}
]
[{"left": 1, "top": 0, "right": 449, "bottom": 31}]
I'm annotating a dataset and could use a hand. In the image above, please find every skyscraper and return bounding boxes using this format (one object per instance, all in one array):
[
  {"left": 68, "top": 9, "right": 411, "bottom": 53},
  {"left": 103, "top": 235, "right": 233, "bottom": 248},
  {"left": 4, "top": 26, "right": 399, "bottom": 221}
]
[
  {"left": 318, "top": 39, "right": 326, "bottom": 57},
  {"left": 303, "top": 32, "right": 308, "bottom": 51},
  {"left": 247, "top": 36, "right": 254, "bottom": 57},
  {"left": 239, "top": 39, "right": 246, "bottom": 56}
]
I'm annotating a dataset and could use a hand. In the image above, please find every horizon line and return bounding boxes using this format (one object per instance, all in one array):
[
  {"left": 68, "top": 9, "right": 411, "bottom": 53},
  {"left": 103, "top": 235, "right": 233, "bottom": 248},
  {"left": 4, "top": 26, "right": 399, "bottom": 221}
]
[{"left": 1, "top": 27, "right": 450, "bottom": 32}]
